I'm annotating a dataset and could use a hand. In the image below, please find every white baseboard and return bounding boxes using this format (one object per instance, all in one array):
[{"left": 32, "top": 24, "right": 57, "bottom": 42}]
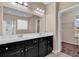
[{"left": 52, "top": 50, "right": 61, "bottom": 54}]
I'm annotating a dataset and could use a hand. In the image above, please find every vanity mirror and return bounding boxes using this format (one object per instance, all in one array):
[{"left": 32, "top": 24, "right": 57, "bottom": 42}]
[
  {"left": 0, "top": 7, "right": 40, "bottom": 35},
  {"left": 17, "top": 19, "right": 28, "bottom": 30}
]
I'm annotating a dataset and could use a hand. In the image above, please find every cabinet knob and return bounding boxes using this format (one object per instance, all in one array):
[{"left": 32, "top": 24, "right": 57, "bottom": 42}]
[
  {"left": 16, "top": 51, "right": 20, "bottom": 53},
  {"left": 48, "top": 41, "right": 50, "bottom": 43},
  {"left": 5, "top": 47, "right": 8, "bottom": 50},
  {"left": 21, "top": 50, "right": 23, "bottom": 52},
  {"left": 25, "top": 49, "right": 27, "bottom": 51}
]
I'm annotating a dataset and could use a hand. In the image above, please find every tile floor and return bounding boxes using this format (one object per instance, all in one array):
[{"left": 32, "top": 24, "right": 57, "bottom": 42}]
[
  {"left": 62, "top": 42, "right": 79, "bottom": 57},
  {"left": 46, "top": 52, "right": 71, "bottom": 57}
]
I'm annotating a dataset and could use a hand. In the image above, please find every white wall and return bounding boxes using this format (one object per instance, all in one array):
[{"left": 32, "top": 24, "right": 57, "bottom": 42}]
[{"left": 45, "top": 2, "right": 58, "bottom": 53}]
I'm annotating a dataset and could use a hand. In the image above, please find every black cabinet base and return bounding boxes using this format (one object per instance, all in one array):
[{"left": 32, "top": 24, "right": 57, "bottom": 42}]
[{"left": 0, "top": 36, "right": 53, "bottom": 57}]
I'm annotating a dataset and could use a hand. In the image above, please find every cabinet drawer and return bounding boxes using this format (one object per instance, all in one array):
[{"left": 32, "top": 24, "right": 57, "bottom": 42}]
[
  {"left": 25, "top": 44, "right": 38, "bottom": 57},
  {"left": 0, "top": 43, "right": 16, "bottom": 52}
]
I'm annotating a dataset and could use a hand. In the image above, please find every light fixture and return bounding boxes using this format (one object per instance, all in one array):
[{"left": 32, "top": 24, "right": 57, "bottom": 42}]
[
  {"left": 36, "top": 8, "right": 39, "bottom": 10},
  {"left": 39, "top": 9, "right": 42, "bottom": 12},
  {"left": 15, "top": 2, "right": 28, "bottom": 7},
  {"left": 42, "top": 10, "right": 45, "bottom": 13},
  {"left": 18, "top": 2, "right": 23, "bottom": 4},
  {"left": 24, "top": 3, "right": 28, "bottom": 6},
  {"left": 34, "top": 10, "right": 43, "bottom": 15},
  {"left": 34, "top": 9, "right": 45, "bottom": 15},
  {"left": 34, "top": 8, "right": 45, "bottom": 14}
]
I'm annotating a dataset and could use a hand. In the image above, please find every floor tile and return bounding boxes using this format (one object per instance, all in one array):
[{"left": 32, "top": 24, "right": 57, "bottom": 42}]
[{"left": 46, "top": 52, "right": 71, "bottom": 57}]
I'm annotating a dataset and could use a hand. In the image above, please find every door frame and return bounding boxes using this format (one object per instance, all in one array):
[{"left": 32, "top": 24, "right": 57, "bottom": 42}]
[{"left": 58, "top": 4, "right": 79, "bottom": 52}]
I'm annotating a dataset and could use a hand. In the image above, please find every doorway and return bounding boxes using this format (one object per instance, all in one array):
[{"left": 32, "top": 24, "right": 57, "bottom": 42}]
[{"left": 58, "top": 4, "right": 79, "bottom": 57}]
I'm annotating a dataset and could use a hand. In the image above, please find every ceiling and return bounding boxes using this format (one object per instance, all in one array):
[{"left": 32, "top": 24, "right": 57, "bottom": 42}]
[{"left": 42, "top": 2, "right": 49, "bottom": 5}]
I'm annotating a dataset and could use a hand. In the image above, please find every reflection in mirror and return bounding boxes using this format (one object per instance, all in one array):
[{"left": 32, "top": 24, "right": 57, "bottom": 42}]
[
  {"left": 3, "top": 14, "right": 16, "bottom": 35},
  {"left": 16, "top": 16, "right": 39, "bottom": 34},
  {"left": 0, "top": 7, "right": 41, "bottom": 35},
  {"left": 17, "top": 19, "right": 28, "bottom": 30}
]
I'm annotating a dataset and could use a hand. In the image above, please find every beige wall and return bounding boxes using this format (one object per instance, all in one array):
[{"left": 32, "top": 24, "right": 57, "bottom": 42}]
[
  {"left": 45, "top": 2, "right": 58, "bottom": 52},
  {"left": 62, "top": 13, "right": 76, "bottom": 45}
]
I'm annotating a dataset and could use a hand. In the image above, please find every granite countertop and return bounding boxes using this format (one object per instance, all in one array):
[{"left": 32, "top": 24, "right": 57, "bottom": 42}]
[{"left": 0, "top": 32, "right": 53, "bottom": 45}]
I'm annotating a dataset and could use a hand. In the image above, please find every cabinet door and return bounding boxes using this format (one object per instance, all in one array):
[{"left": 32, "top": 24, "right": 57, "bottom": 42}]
[
  {"left": 3, "top": 49, "right": 24, "bottom": 57},
  {"left": 15, "top": 41, "right": 25, "bottom": 57},
  {"left": 39, "top": 38, "right": 48, "bottom": 57},
  {"left": 47, "top": 36, "right": 53, "bottom": 54},
  {"left": 0, "top": 47, "right": 4, "bottom": 57},
  {"left": 1, "top": 43, "right": 16, "bottom": 52},
  {"left": 25, "top": 44, "right": 38, "bottom": 57},
  {"left": 15, "top": 49, "right": 24, "bottom": 57},
  {"left": 28, "top": 44, "right": 38, "bottom": 57},
  {"left": 0, "top": 43, "right": 16, "bottom": 57}
]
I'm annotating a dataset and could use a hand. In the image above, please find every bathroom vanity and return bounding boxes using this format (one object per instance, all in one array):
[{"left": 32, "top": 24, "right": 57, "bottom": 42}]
[
  {"left": 0, "top": 3, "right": 53, "bottom": 57},
  {"left": 0, "top": 33, "right": 53, "bottom": 57}
]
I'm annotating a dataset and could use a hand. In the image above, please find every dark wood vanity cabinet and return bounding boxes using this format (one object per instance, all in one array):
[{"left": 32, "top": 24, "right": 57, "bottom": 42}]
[
  {"left": 2, "top": 49, "right": 24, "bottom": 57},
  {"left": 24, "top": 39, "right": 38, "bottom": 57},
  {"left": 38, "top": 36, "right": 53, "bottom": 57},
  {"left": 38, "top": 38, "right": 48, "bottom": 57},
  {"left": 47, "top": 36, "right": 53, "bottom": 54},
  {"left": 15, "top": 41, "right": 25, "bottom": 57},
  {"left": 0, "top": 43, "right": 16, "bottom": 57},
  {"left": 0, "top": 36, "right": 53, "bottom": 57},
  {"left": 25, "top": 44, "right": 38, "bottom": 57}
]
